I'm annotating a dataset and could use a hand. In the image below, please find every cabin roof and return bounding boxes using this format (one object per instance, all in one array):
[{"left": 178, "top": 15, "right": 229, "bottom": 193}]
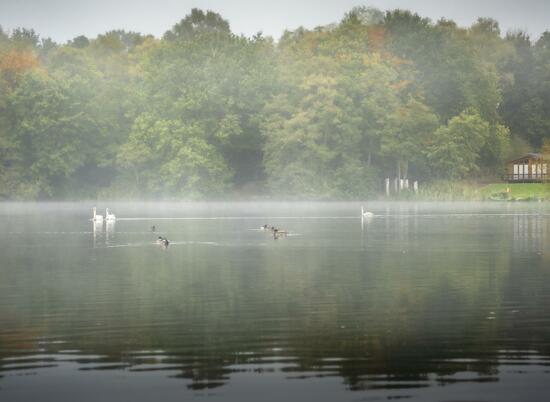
[{"left": 507, "top": 153, "right": 546, "bottom": 163}]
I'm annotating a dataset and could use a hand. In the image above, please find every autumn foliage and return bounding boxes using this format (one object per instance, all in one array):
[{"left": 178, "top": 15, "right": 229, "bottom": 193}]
[{"left": 0, "top": 49, "right": 40, "bottom": 87}]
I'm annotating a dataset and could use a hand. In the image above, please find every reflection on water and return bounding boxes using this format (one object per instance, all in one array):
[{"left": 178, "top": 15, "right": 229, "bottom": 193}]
[
  {"left": 92, "top": 220, "right": 116, "bottom": 248},
  {"left": 106, "top": 220, "right": 116, "bottom": 245},
  {"left": 513, "top": 213, "right": 547, "bottom": 253},
  {"left": 1, "top": 202, "right": 550, "bottom": 401}
]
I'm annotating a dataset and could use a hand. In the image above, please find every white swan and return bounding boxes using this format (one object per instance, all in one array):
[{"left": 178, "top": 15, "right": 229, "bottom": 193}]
[
  {"left": 92, "top": 207, "right": 103, "bottom": 223},
  {"left": 105, "top": 208, "right": 116, "bottom": 222},
  {"left": 361, "top": 206, "right": 374, "bottom": 218}
]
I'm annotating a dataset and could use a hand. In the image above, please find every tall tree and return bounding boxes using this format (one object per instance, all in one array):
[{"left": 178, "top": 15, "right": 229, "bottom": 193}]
[
  {"left": 426, "top": 110, "right": 491, "bottom": 179},
  {"left": 380, "top": 98, "right": 439, "bottom": 180},
  {"left": 117, "top": 114, "right": 232, "bottom": 198},
  {"left": 0, "top": 71, "right": 96, "bottom": 198}
]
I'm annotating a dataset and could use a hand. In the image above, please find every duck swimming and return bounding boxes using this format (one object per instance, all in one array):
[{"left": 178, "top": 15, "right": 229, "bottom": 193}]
[
  {"left": 156, "top": 236, "right": 170, "bottom": 247},
  {"left": 272, "top": 228, "right": 288, "bottom": 239}
]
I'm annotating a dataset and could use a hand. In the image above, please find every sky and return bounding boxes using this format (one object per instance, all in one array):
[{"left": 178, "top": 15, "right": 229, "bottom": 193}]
[{"left": 1, "top": 0, "right": 549, "bottom": 43}]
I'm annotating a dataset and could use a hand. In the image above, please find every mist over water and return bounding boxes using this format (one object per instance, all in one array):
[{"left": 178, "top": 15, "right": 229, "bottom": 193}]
[{"left": 1, "top": 202, "right": 550, "bottom": 401}]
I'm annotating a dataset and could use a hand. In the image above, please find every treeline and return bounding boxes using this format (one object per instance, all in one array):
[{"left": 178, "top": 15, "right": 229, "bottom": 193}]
[{"left": 1, "top": 7, "right": 550, "bottom": 200}]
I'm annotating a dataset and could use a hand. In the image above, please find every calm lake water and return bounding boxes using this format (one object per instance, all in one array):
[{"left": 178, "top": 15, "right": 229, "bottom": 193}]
[{"left": 1, "top": 202, "right": 550, "bottom": 401}]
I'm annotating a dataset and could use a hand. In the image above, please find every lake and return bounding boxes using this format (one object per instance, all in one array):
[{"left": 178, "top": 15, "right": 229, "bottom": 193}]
[{"left": 1, "top": 202, "right": 550, "bottom": 401}]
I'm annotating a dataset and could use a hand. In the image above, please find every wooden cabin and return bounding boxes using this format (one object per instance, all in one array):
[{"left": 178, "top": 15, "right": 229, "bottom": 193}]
[{"left": 506, "top": 153, "right": 549, "bottom": 182}]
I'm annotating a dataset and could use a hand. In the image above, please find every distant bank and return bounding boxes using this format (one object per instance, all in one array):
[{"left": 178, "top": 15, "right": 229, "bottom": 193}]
[
  {"left": 407, "top": 182, "right": 550, "bottom": 202},
  {"left": 1, "top": 182, "right": 549, "bottom": 202}
]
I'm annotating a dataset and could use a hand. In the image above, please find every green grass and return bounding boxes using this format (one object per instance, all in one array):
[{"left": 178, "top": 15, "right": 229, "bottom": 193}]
[
  {"left": 411, "top": 181, "right": 484, "bottom": 201},
  {"left": 400, "top": 181, "right": 550, "bottom": 201},
  {"left": 480, "top": 183, "right": 550, "bottom": 201}
]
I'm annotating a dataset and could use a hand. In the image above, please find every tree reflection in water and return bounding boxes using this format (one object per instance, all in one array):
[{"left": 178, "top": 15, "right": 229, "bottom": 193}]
[{"left": 1, "top": 203, "right": 550, "bottom": 397}]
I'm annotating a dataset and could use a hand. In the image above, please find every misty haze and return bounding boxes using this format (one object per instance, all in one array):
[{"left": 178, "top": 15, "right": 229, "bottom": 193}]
[{"left": 1, "top": 2, "right": 550, "bottom": 402}]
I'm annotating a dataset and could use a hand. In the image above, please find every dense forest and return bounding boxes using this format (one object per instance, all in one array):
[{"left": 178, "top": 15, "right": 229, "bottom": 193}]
[{"left": 1, "top": 7, "right": 550, "bottom": 200}]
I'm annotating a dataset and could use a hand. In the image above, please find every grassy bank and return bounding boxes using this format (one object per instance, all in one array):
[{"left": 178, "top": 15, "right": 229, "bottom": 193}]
[
  {"left": 398, "top": 181, "right": 550, "bottom": 201},
  {"left": 480, "top": 183, "right": 550, "bottom": 201}
]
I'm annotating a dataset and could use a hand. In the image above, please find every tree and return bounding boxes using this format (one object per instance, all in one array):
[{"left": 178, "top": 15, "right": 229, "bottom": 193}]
[
  {"left": 39, "top": 37, "right": 58, "bottom": 59},
  {"left": 479, "top": 123, "right": 511, "bottom": 175},
  {"left": 384, "top": 10, "right": 501, "bottom": 123},
  {"left": 470, "top": 18, "right": 500, "bottom": 36},
  {"left": 69, "top": 35, "right": 90, "bottom": 49},
  {"left": 0, "top": 71, "right": 95, "bottom": 198},
  {"left": 426, "top": 110, "right": 491, "bottom": 179},
  {"left": 163, "top": 9, "right": 231, "bottom": 41},
  {"left": 500, "top": 31, "right": 550, "bottom": 147},
  {"left": 380, "top": 98, "right": 439, "bottom": 180},
  {"left": 0, "top": 26, "right": 9, "bottom": 46},
  {"left": 0, "top": 6, "right": 548, "bottom": 200},
  {"left": 0, "top": 49, "right": 39, "bottom": 88},
  {"left": 341, "top": 54, "right": 403, "bottom": 167},
  {"left": 117, "top": 114, "right": 232, "bottom": 198},
  {"left": 343, "top": 6, "right": 385, "bottom": 26},
  {"left": 261, "top": 55, "right": 389, "bottom": 198},
  {"left": 10, "top": 28, "right": 40, "bottom": 49},
  {"left": 135, "top": 11, "right": 278, "bottom": 190}
]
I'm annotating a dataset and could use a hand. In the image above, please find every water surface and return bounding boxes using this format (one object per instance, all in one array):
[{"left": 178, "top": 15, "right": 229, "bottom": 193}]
[{"left": 1, "top": 202, "right": 550, "bottom": 401}]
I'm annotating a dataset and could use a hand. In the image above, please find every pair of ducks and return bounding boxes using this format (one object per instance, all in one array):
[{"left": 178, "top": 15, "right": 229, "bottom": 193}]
[{"left": 152, "top": 226, "right": 169, "bottom": 247}]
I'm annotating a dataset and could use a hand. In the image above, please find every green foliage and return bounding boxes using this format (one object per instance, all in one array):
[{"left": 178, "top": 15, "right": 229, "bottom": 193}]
[
  {"left": 1, "top": 7, "right": 549, "bottom": 200},
  {"left": 136, "top": 21, "right": 277, "bottom": 189},
  {"left": 117, "top": 114, "right": 232, "bottom": 198},
  {"left": 500, "top": 31, "right": 550, "bottom": 147},
  {"left": 416, "top": 180, "right": 484, "bottom": 201},
  {"left": 426, "top": 110, "right": 490, "bottom": 179},
  {"left": 10, "top": 28, "right": 40, "bottom": 49},
  {"left": 0, "top": 71, "right": 95, "bottom": 198},
  {"left": 384, "top": 10, "right": 502, "bottom": 123},
  {"left": 344, "top": 6, "right": 385, "bottom": 26},
  {"left": 479, "top": 123, "right": 511, "bottom": 174},
  {"left": 380, "top": 98, "right": 439, "bottom": 178},
  {"left": 163, "top": 8, "right": 231, "bottom": 41},
  {"left": 69, "top": 35, "right": 90, "bottom": 49},
  {"left": 481, "top": 183, "right": 550, "bottom": 201},
  {"left": 262, "top": 74, "right": 358, "bottom": 197}
]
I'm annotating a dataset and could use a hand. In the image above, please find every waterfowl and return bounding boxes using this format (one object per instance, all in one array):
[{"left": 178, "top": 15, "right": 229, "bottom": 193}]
[
  {"left": 105, "top": 208, "right": 116, "bottom": 222},
  {"left": 156, "top": 236, "right": 170, "bottom": 247},
  {"left": 361, "top": 206, "right": 374, "bottom": 218},
  {"left": 273, "top": 228, "right": 288, "bottom": 239},
  {"left": 92, "top": 207, "right": 103, "bottom": 223}
]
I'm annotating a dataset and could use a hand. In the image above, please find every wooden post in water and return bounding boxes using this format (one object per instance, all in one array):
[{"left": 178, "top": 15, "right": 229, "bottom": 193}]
[
  {"left": 400, "top": 179, "right": 404, "bottom": 190},
  {"left": 413, "top": 180, "right": 418, "bottom": 193}
]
